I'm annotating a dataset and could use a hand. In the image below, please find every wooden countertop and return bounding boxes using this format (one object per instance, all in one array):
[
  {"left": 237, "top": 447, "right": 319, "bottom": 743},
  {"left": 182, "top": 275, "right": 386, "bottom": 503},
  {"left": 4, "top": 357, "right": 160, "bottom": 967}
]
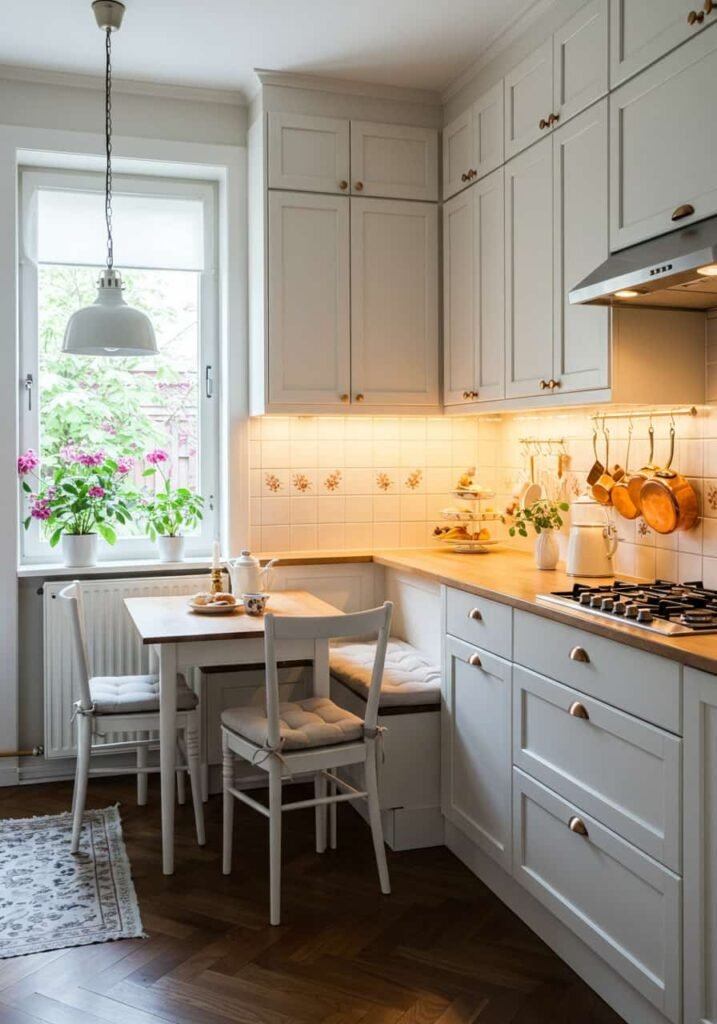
[{"left": 258, "top": 547, "right": 717, "bottom": 675}]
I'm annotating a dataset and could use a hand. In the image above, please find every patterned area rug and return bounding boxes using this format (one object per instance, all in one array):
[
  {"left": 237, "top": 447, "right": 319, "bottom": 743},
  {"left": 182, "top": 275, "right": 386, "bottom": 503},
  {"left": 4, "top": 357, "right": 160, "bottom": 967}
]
[{"left": 0, "top": 805, "right": 145, "bottom": 958}]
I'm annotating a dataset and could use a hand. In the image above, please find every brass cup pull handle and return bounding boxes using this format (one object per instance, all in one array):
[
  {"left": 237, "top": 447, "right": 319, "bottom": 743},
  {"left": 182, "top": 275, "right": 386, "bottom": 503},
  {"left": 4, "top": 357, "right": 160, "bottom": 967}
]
[
  {"left": 355, "top": 393, "right": 365, "bottom": 403},
  {"left": 468, "top": 608, "right": 483, "bottom": 621},
  {"left": 340, "top": 393, "right": 349, "bottom": 403},
  {"left": 339, "top": 180, "right": 348, "bottom": 191},
  {"left": 672, "top": 203, "right": 695, "bottom": 221},
  {"left": 569, "top": 646, "right": 590, "bottom": 663},
  {"left": 468, "top": 653, "right": 482, "bottom": 668},
  {"left": 568, "top": 815, "right": 589, "bottom": 837},
  {"left": 355, "top": 181, "right": 364, "bottom": 192},
  {"left": 568, "top": 701, "right": 590, "bottom": 720}
]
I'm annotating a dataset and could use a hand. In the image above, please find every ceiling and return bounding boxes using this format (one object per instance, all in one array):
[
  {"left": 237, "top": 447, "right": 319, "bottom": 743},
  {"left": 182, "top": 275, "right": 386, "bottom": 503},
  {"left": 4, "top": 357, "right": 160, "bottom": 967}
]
[{"left": 0, "top": 0, "right": 536, "bottom": 99}]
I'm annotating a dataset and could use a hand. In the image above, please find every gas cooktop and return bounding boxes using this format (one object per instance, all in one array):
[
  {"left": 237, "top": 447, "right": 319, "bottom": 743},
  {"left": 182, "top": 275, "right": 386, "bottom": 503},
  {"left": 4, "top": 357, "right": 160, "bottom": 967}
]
[{"left": 537, "top": 581, "right": 717, "bottom": 636}]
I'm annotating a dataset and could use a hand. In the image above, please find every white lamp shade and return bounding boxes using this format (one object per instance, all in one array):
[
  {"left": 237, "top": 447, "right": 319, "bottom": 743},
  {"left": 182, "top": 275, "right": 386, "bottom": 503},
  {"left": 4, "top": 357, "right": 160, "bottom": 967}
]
[{"left": 62, "top": 269, "right": 157, "bottom": 357}]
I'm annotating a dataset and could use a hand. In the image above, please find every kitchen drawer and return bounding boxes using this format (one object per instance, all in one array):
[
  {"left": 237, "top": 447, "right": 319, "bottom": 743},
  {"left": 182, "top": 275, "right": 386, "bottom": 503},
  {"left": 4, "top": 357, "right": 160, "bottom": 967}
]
[
  {"left": 445, "top": 587, "right": 512, "bottom": 659},
  {"left": 513, "top": 666, "right": 681, "bottom": 870},
  {"left": 513, "top": 609, "right": 681, "bottom": 732},
  {"left": 513, "top": 769, "right": 681, "bottom": 1022}
]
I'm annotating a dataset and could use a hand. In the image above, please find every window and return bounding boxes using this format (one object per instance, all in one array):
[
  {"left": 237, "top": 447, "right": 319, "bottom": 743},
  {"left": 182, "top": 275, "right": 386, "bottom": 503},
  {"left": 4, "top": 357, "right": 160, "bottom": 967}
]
[{"left": 19, "top": 168, "right": 219, "bottom": 562}]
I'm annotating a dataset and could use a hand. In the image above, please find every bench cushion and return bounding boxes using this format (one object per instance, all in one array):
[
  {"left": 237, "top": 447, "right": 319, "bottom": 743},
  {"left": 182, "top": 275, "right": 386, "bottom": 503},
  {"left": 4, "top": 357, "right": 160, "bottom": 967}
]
[
  {"left": 221, "top": 697, "right": 363, "bottom": 750},
  {"left": 330, "top": 639, "right": 440, "bottom": 708},
  {"left": 89, "top": 674, "right": 198, "bottom": 714}
]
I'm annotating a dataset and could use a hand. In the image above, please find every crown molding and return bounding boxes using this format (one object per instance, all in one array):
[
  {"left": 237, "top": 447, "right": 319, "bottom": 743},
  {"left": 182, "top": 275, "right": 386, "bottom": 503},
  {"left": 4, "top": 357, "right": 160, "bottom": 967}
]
[
  {"left": 0, "top": 62, "right": 247, "bottom": 106},
  {"left": 253, "top": 68, "right": 442, "bottom": 107},
  {"left": 442, "top": 0, "right": 558, "bottom": 103}
]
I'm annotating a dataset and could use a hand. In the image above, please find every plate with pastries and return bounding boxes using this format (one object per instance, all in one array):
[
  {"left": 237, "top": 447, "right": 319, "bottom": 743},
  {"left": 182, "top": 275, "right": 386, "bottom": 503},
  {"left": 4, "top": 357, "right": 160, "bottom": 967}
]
[{"left": 188, "top": 591, "right": 242, "bottom": 615}]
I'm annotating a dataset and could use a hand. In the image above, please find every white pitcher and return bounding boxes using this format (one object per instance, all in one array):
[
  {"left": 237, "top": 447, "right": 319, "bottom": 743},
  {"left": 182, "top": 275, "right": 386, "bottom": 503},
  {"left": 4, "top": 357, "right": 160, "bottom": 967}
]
[{"left": 226, "top": 550, "right": 279, "bottom": 594}]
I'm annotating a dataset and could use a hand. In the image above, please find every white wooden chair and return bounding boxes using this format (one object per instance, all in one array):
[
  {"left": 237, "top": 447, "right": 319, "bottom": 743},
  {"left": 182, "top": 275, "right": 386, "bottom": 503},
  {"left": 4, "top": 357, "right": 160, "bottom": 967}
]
[
  {"left": 60, "top": 581, "right": 205, "bottom": 854},
  {"left": 221, "top": 602, "right": 393, "bottom": 926}
]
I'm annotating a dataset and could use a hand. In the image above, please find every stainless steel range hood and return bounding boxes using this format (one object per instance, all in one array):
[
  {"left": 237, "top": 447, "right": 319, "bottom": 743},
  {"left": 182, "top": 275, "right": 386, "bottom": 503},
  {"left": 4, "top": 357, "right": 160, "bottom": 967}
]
[{"left": 569, "top": 215, "right": 717, "bottom": 311}]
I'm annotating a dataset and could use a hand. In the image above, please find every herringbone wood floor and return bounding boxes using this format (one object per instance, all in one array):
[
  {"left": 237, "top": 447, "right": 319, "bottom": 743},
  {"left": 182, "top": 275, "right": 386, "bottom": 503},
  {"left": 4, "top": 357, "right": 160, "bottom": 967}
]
[{"left": 0, "top": 778, "right": 624, "bottom": 1024}]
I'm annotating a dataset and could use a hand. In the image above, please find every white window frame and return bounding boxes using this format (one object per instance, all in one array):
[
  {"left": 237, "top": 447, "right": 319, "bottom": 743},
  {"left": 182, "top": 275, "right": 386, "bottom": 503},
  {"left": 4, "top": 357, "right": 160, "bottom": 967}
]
[{"left": 19, "top": 167, "right": 220, "bottom": 564}]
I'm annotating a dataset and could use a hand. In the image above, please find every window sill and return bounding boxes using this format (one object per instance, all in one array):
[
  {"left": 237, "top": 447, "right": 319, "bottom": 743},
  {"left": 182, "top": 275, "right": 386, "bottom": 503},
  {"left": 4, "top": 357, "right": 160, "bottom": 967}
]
[{"left": 17, "top": 556, "right": 215, "bottom": 580}]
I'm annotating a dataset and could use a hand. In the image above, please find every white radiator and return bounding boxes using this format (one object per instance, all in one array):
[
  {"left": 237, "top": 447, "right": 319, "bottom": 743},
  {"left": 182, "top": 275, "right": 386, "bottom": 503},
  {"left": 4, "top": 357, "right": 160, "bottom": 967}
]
[{"left": 43, "top": 574, "right": 209, "bottom": 759}]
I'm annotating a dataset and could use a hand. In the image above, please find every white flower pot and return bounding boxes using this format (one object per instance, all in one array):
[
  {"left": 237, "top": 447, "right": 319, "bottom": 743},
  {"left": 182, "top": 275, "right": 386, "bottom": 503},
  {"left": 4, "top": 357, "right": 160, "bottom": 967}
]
[
  {"left": 158, "top": 535, "right": 185, "bottom": 563},
  {"left": 534, "top": 530, "right": 559, "bottom": 571},
  {"left": 61, "top": 533, "right": 98, "bottom": 568}
]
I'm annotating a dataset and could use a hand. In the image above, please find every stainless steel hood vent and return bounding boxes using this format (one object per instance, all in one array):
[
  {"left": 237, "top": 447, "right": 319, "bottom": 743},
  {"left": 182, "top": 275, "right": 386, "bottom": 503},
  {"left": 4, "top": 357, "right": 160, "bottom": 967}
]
[{"left": 569, "top": 215, "right": 717, "bottom": 311}]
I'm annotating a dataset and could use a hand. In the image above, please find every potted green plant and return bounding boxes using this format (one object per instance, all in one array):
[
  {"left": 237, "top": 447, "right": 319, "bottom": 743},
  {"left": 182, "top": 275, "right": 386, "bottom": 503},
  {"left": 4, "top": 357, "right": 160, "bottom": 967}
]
[
  {"left": 17, "top": 447, "right": 135, "bottom": 567},
  {"left": 509, "top": 498, "right": 570, "bottom": 570},
  {"left": 139, "top": 449, "right": 204, "bottom": 562}
]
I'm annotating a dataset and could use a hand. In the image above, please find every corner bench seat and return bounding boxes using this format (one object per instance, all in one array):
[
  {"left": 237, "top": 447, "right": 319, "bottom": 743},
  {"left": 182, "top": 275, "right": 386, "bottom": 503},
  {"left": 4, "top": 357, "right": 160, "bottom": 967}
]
[
  {"left": 329, "top": 638, "right": 442, "bottom": 851},
  {"left": 329, "top": 639, "right": 440, "bottom": 710}
]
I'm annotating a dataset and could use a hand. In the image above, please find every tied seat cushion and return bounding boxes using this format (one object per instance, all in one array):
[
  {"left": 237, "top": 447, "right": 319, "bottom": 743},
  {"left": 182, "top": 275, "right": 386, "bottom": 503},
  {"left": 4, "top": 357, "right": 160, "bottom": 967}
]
[
  {"left": 330, "top": 639, "right": 440, "bottom": 707},
  {"left": 89, "top": 674, "right": 198, "bottom": 714},
  {"left": 221, "top": 697, "right": 363, "bottom": 751}
]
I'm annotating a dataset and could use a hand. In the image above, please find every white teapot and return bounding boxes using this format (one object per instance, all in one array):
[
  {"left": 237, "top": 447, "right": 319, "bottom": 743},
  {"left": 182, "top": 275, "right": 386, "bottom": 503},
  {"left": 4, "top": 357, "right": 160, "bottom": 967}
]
[{"left": 226, "top": 550, "right": 278, "bottom": 595}]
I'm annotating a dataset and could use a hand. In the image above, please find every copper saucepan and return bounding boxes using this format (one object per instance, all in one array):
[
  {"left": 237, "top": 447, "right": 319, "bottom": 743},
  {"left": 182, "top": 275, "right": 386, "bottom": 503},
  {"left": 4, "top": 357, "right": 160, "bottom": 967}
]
[
  {"left": 640, "top": 426, "right": 699, "bottom": 534},
  {"left": 612, "top": 423, "right": 640, "bottom": 520},
  {"left": 591, "top": 422, "right": 625, "bottom": 506},
  {"left": 626, "top": 424, "right": 658, "bottom": 514}
]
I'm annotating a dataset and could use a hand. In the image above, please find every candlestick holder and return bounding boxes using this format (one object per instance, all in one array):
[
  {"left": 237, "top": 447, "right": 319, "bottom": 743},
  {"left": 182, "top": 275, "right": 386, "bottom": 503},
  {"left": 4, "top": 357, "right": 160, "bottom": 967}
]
[{"left": 210, "top": 567, "right": 223, "bottom": 594}]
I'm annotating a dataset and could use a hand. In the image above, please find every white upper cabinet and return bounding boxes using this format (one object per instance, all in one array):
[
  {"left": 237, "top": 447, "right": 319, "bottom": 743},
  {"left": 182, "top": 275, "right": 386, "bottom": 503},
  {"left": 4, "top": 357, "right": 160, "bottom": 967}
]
[
  {"left": 351, "top": 198, "right": 439, "bottom": 407},
  {"left": 443, "top": 82, "right": 504, "bottom": 200},
  {"left": 351, "top": 121, "right": 438, "bottom": 201},
  {"left": 610, "top": 0, "right": 717, "bottom": 87},
  {"left": 552, "top": 100, "right": 609, "bottom": 393},
  {"left": 505, "top": 137, "right": 554, "bottom": 398},
  {"left": 504, "top": 38, "right": 554, "bottom": 160},
  {"left": 268, "top": 113, "right": 350, "bottom": 194},
  {"left": 553, "top": 0, "right": 608, "bottom": 124},
  {"left": 267, "top": 191, "right": 350, "bottom": 407},
  {"left": 610, "top": 27, "right": 717, "bottom": 250},
  {"left": 443, "top": 169, "right": 505, "bottom": 406}
]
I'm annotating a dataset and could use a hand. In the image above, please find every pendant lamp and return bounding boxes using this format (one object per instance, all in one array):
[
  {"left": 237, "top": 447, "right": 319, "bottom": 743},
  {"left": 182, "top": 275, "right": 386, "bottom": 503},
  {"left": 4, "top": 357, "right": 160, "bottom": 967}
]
[{"left": 62, "top": 0, "right": 158, "bottom": 357}]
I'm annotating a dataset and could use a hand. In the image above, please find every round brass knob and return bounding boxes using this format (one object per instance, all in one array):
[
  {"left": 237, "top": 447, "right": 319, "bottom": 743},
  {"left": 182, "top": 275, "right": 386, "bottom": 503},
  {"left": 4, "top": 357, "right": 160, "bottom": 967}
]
[
  {"left": 355, "top": 181, "right": 364, "bottom": 192},
  {"left": 539, "top": 379, "right": 549, "bottom": 390},
  {"left": 468, "top": 653, "right": 482, "bottom": 668},
  {"left": 340, "top": 393, "right": 349, "bottom": 403},
  {"left": 468, "top": 608, "right": 483, "bottom": 622},
  {"left": 688, "top": 8, "right": 704, "bottom": 23},
  {"left": 568, "top": 701, "right": 590, "bottom": 720},
  {"left": 548, "top": 113, "right": 560, "bottom": 126},
  {"left": 548, "top": 379, "right": 561, "bottom": 390},
  {"left": 461, "top": 172, "right": 470, "bottom": 183},
  {"left": 339, "top": 181, "right": 348, "bottom": 191},
  {"left": 355, "top": 393, "right": 365, "bottom": 403},
  {"left": 539, "top": 118, "right": 549, "bottom": 130},
  {"left": 568, "top": 815, "right": 589, "bottom": 837},
  {"left": 706, "top": 0, "right": 715, "bottom": 14},
  {"left": 468, "top": 169, "right": 478, "bottom": 179}
]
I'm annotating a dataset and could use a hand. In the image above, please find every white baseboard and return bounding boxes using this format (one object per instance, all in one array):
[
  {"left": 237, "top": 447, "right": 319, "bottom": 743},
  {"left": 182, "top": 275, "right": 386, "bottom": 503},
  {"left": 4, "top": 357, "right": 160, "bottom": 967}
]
[{"left": 445, "top": 823, "right": 671, "bottom": 1024}]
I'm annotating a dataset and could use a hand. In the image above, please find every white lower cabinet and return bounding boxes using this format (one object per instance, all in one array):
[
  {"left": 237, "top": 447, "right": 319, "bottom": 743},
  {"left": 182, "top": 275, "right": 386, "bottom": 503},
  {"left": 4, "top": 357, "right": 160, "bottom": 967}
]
[
  {"left": 442, "top": 636, "right": 512, "bottom": 870},
  {"left": 684, "top": 668, "right": 717, "bottom": 1024},
  {"left": 513, "top": 768, "right": 681, "bottom": 1022}
]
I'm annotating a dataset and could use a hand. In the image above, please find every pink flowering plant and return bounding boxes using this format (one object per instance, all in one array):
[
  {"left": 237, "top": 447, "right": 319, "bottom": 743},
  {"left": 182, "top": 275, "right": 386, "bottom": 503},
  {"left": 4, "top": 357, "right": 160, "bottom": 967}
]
[
  {"left": 139, "top": 449, "right": 204, "bottom": 540},
  {"left": 17, "top": 446, "right": 135, "bottom": 546}
]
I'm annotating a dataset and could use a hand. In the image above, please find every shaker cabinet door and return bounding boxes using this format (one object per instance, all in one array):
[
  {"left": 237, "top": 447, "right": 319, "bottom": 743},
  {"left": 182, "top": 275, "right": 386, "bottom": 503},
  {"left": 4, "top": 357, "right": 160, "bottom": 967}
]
[
  {"left": 610, "top": 0, "right": 717, "bottom": 87},
  {"left": 351, "top": 121, "right": 438, "bottom": 201},
  {"left": 267, "top": 192, "right": 351, "bottom": 407},
  {"left": 553, "top": 0, "right": 608, "bottom": 123},
  {"left": 443, "top": 189, "right": 476, "bottom": 405},
  {"left": 504, "top": 38, "right": 554, "bottom": 160},
  {"left": 442, "top": 109, "right": 473, "bottom": 201},
  {"left": 268, "top": 113, "right": 350, "bottom": 194},
  {"left": 504, "top": 138, "right": 554, "bottom": 398},
  {"left": 351, "top": 198, "right": 439, "bottom": 407}
]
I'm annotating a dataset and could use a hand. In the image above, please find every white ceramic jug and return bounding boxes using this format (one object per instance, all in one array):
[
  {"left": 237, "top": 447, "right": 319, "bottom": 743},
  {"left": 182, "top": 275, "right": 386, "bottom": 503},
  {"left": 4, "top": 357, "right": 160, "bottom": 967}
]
[
  {"left": 226, "top": 551, "right": 278, "bottom": 594},
  {"left": 566, "top": 522, "right": 618, "bottom": 577}
]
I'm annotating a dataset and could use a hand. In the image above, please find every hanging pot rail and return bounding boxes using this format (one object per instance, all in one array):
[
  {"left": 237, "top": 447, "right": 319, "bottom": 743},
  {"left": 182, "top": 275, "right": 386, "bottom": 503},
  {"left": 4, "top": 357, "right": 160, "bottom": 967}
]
[{"left": 589, "top": 407, "right": 698, "bottom": 422}]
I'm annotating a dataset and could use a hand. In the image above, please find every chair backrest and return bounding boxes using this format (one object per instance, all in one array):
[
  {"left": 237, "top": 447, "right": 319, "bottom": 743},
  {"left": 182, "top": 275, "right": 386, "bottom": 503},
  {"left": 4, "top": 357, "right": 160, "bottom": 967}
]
[
  {"left": 58, "top": 581, "right": 93, "bottom": 710},
  {"left": 263, "top": 602, "right": 393, "bottom": 747}
]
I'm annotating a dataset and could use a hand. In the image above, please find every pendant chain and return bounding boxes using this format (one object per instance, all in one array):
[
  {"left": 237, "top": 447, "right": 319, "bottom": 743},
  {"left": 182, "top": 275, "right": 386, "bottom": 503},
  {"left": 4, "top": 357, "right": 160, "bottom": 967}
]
[{"left": 105, "top": 27, "right": 114, "bottom": 270}]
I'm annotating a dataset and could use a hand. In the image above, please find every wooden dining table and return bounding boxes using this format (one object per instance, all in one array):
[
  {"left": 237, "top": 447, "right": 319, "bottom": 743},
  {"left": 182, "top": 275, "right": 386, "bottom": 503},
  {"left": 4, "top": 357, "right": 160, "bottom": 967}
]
[{"left": 124, "top": 589, "right": 343, "bottom": 874}]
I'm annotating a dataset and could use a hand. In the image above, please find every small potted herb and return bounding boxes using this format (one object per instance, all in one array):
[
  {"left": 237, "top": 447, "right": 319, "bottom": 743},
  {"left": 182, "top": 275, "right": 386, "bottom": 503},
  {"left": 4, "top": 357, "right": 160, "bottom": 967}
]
[
  {"left": 509, "top": 498, "right": 570, "bottom": 570},
  {"left": 139, "top": 449, "right": 204, "bottom": 562},
  {"left": 17, "top": 447, "right": 134, "bottom": 567}
]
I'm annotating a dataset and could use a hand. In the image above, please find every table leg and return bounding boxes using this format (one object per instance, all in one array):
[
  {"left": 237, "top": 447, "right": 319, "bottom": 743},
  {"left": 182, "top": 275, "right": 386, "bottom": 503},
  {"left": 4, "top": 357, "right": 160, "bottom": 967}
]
[{"left": 159, "top": 643, "right": 178, "bottom": 875}]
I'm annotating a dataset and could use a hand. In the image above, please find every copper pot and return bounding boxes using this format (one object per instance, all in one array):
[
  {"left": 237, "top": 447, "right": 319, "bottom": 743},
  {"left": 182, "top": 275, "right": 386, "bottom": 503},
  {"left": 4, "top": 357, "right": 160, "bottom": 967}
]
[
  {"left": 612, "top": 425, "right": 640, "bottom": 520},
  {"left": 626, "top": 424, "right": 658, "bottom": 514},
  {"left": 640, "top": 426, "right": 699, "bottom": 534},
  {"left": 591, "top": 426, "right": 625, "bottom": 505}
]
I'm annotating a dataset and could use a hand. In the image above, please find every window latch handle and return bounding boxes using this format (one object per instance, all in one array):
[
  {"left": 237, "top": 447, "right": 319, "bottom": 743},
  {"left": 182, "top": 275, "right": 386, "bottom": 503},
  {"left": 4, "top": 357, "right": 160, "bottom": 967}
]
[
  {"left": 205, "top": 365, "right": 213, "bottom": 399},
  {"left": 24, "top": 374, "right": 33, "bottom": 412}
]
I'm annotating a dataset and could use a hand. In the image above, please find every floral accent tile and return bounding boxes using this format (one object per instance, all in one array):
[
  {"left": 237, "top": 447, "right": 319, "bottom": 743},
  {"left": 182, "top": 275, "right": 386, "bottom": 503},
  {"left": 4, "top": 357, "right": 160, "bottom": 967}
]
[
  {"left": 292, "top": 472, "right": 313, "bottom": 494},
  {"left": 637, "top": 518, "right": 651, "bottom": 538},
  {"left": 323, "top": 470, "right": 342, "bottom": 493},
  {"left": 376, "top": 472, "right": 393, "bottom": 493},
  {"left": 264, "top": 473, "right": 284, "bottom": 494},
  {"left": 707, "top": 483, "right": 717, "bottom": 513},
  {"left": 404, "top": 469, "right": 423, "bottom": 492}
]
